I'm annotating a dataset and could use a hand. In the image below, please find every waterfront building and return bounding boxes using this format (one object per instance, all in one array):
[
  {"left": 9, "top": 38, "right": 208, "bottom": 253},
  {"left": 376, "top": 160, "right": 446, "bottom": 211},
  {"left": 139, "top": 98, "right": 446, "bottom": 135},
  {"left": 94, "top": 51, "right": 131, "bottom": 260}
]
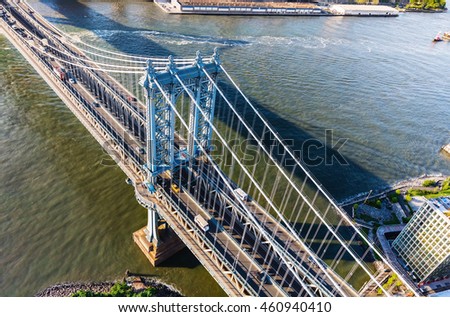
[{"left": 392, "top": 197, "right": 450, "bottom": 283}]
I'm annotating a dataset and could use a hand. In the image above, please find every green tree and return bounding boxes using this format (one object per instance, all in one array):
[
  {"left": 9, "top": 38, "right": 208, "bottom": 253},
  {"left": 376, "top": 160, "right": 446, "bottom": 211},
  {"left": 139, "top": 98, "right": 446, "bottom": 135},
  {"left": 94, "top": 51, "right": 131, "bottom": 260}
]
[
  {"left": 109, "top": 282, "right": 132, "bottom": 297},
  {"left": 376, "top": 199, "right": 382, "bottom": 209},
  {"left": 71, "top": 282, "right": 156, "bottom": 297},
  {"left": 389, "top": 193, "right": 399, "bottom": 203},
  {"left": 406, "top": 0, "right": 446, "bottom": 9},
  {"left": 442, "top": 177, "right": 450, "bottom": 191},
  {"left": 137, "top": 288, "right": 157, "bottom": 297},
  {"left": 72, "top": 290, "right": 98, "bottom": 297},
  {"left": 422, "top": 179, "right": 436, "bottom": 187}
]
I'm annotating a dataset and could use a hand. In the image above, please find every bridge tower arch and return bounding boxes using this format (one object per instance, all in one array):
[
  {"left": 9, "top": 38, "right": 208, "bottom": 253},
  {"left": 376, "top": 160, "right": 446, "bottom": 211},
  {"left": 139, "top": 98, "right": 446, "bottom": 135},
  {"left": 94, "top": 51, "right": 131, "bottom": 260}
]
[
  {"left": 141, "top": 51, "right": 221, "bottom": 192},
  {"left": 140, "top": 51, "right": 221, "bottom": 246}
]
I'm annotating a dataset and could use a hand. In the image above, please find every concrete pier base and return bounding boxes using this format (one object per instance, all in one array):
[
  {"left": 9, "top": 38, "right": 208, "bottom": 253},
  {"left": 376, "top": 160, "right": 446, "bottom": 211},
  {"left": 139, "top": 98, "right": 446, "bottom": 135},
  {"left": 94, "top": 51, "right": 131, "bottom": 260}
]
[{"left": 133, "top": 222, "right": 186, "bottom": 266}]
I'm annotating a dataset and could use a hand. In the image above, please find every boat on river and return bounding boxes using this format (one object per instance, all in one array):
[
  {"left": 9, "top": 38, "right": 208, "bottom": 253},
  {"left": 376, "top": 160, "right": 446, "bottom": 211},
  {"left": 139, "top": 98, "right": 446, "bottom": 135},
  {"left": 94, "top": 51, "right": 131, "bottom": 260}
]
[{"left": 433, "top": 32, "right": 450, "bottom": 42}]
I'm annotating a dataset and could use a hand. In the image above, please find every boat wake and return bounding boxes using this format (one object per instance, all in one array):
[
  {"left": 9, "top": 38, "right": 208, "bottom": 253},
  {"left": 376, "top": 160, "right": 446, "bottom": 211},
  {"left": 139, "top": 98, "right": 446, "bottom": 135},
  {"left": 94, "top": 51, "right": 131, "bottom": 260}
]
[
  {"left": 67, "top": 29, "right": 381, "bottom": 55},
  {"left": 73, "top": 29, "right": 251, "bottom": 47},
  {"left": 239, "top": 35, "right": 349, "bottom": 49}
]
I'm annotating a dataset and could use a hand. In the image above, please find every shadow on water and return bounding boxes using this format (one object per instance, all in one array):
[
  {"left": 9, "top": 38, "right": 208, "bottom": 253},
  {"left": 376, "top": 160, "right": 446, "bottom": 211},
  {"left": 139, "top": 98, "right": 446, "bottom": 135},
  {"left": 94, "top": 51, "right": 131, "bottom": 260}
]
[
  {"left": 39, "top": 0, "right": 174, "bottom": 56},
  {"left": 36, "top": 1, "right": 389, "bottom": 198},
  {"left": 293, "top": 222, "right": 373, "bottom": 263},
  {"left": 157, "top": 248, "right": 199, "bottom": 269},
  {"left": 35, "top": 0, "right": 389, "bottom": 284},
  {"left": 214, "top": 80, "right": 391, "bottom": 202},
  {"left": 38, "top": 0, "right": 246, "bottom": 56}
]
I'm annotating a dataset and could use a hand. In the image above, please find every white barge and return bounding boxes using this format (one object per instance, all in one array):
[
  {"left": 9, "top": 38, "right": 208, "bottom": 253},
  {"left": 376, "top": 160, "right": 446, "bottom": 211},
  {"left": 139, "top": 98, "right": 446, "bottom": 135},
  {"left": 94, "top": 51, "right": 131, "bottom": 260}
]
[{"left": 328, "top": 4, "right": 399, "bottom": 17}]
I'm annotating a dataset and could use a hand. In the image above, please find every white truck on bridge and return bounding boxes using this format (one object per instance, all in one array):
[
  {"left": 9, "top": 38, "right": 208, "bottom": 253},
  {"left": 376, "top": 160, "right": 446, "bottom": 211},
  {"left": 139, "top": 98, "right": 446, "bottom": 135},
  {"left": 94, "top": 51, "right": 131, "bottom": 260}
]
[
  {"left": 233, "top": 188, "right": 248, "bottom": 202},
  {"left": 194, "top": 214, "right": 209, "bottom": 232}
]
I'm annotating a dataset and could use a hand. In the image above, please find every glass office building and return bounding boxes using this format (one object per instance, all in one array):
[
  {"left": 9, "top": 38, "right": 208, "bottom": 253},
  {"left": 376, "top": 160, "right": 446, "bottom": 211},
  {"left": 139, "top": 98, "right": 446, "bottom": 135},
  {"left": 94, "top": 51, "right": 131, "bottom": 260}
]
[{"left": 392, "top": 197, "right": 450, "bottom": 283}]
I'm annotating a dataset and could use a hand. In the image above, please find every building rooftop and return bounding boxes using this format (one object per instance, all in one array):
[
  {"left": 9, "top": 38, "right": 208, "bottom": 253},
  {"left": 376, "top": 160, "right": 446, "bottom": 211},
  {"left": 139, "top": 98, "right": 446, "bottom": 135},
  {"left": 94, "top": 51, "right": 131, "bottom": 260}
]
[
  {"left": 429, "top": 196, "right": 450, "bottom": 218},
  {"left": 429, "top": 288, "right": 450, "bottom": 297}
]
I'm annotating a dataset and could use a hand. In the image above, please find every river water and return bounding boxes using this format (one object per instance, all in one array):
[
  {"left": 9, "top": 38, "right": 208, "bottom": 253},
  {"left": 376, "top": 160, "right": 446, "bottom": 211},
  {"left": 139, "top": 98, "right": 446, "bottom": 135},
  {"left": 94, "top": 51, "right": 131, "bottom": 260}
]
[{"left": 1, "top": 0, "right": 449, "bottom": 296}]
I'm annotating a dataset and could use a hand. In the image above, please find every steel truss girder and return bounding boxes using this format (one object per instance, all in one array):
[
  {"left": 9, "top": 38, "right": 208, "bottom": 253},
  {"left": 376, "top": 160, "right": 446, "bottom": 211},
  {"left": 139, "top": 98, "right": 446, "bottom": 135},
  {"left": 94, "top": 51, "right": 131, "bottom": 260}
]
[{"left": 144, "top": 85, "right": 174, "bottom": 180}]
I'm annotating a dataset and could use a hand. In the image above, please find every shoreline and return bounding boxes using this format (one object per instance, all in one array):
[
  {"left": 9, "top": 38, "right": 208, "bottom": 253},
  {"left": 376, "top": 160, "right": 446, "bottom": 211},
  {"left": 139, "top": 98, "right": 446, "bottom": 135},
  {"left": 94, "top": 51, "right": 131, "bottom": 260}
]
[
  {"left": 403, "top": 8, "right": 448, "bottom": 13},
  {"left": 36, "top": 276, "right": 183, "bottom": 297},
  {"left": 339, "top": 173, "right": 449, "bottom": 207}
]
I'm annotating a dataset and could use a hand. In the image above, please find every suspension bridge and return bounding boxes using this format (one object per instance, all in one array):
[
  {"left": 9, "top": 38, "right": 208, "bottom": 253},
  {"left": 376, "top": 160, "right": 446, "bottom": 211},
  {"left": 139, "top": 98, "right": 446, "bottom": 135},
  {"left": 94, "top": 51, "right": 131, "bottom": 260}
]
[{"left": 0, "top": 0, "right": 419, "bottom": 297}]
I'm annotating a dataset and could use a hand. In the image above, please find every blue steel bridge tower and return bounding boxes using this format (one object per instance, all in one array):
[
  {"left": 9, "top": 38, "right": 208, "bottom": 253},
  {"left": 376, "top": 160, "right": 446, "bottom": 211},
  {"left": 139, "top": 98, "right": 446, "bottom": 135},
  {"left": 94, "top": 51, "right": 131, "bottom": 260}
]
[{"left": 140, "top": 50, "right": 221, "bottom": 244}]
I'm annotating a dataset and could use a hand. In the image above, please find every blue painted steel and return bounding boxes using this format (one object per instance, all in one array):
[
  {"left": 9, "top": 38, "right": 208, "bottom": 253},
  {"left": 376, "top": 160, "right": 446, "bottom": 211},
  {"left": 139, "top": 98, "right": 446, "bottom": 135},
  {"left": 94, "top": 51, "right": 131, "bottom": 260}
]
[
  {"left": 142, "top": 60, "right": 175, "bottom": 187},
  {"left": 141, "top": 52, "right": 221, "bottom": 187}
]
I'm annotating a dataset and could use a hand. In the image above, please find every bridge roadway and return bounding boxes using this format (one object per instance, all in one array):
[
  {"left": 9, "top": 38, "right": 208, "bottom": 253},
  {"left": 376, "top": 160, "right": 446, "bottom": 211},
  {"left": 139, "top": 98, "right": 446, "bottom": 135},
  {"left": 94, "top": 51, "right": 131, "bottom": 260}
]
[
  {"left": 1, "top": 0, "right": 358, "bottom": 297},
  {"left": 186, "top": 160, "right": 358, "bottom": 296},
  {"left": 1, "top": 1, "right": 286, "bottom": 296}
]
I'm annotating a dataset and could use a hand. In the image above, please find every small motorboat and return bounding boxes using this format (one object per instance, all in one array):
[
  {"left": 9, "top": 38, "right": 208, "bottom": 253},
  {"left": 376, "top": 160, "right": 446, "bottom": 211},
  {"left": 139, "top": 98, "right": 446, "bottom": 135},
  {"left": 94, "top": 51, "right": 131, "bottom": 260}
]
[
  {"left": 443, "top": 32, "right": 450, "bottom": 40},
  {"left": 433, "top": 32, "right": 443, "bottom": 42}
]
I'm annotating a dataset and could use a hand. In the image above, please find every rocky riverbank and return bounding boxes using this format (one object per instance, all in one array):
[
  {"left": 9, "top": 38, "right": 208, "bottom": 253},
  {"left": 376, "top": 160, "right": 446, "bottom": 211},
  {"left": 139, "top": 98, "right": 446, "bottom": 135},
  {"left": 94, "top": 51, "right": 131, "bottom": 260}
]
[
  {"left": 36, "top": 276, "right": 183, "bottom": 297},
  {"left": 339, "top": 173, "right": 449, "bottom": 207}
]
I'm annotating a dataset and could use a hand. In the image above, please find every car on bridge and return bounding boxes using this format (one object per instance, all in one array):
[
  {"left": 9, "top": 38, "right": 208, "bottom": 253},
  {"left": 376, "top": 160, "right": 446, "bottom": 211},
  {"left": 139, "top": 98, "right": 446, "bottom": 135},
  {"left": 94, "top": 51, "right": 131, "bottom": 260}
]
[
  {"left": 134, "top": 146, "right": 145, "bottom": 155},
  {"left": 258, "top": 271, "right": 272, "bottom": 285},
  {"left": 171, "top": 183, "right": 180, "bottom": 193}
]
